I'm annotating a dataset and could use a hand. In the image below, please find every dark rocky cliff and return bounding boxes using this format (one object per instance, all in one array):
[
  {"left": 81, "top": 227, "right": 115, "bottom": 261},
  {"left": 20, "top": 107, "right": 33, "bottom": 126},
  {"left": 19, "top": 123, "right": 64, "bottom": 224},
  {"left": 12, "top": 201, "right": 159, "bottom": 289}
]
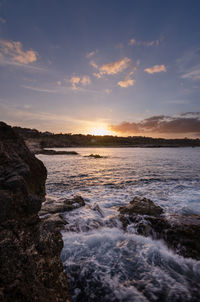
[{"left": 0, "top": 122, "right": 70, "bottom": 302}]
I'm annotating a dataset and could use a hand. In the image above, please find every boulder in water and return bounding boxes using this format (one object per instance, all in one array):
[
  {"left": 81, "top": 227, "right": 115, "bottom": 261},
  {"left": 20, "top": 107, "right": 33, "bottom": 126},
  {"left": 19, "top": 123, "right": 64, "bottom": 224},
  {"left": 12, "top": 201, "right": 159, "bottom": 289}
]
[
  {"left": 85, "top": 154, "right": 104, "bottom": 158},
  {"left": 119, "top": 196, "right": 164, "bottom": 217}
]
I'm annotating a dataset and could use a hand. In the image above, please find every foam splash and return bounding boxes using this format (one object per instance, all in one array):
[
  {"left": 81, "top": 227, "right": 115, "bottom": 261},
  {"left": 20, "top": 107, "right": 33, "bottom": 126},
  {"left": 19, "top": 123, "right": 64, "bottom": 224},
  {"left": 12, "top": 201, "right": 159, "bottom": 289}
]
[{"left": 61, "top": 228, "right": 200, "bottom": 302}]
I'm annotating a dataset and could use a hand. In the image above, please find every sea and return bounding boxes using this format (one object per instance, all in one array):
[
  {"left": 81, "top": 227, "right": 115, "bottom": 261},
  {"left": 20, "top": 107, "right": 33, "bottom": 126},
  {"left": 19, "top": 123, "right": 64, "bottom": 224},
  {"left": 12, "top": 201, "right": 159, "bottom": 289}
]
[{"left": 38, "top": 147, "right": 200, "bottom": 302}]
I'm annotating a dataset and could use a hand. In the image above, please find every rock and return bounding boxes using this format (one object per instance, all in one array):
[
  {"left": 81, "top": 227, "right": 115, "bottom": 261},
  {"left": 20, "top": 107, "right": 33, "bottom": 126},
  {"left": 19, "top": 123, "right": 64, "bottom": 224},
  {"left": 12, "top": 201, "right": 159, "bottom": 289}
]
[
  {"left": 25, "top": 139, "right": 42, "bottom": 154},
  {"left": 36, "top": 149, "right": 78, "bottom": 155},
  {"left": 40, "top": 195, "right": 85, "bottom": 216},
  {"left": 85, "top": 154, "right": 104, "bottom": 158},
  {"left": 41, "top": 213, "right": 67, "bottom": 232},
  {"left": 118, "top": 196, "right": 200, "bottom": 260},
  {"left": 119, "top": 196, "right": 164, "bottom": 217},
  {"left": 0, "top": 122, "right": 71, "bottom": 302},
  {"left": 148, "top": 214, "right": 200, "bottom": 260}
]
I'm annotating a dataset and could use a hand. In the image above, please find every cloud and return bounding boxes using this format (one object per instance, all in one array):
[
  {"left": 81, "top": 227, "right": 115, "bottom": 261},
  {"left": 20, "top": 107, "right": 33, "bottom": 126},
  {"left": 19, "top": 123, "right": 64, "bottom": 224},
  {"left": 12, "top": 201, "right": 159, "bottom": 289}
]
[
  {"left": 177, "top": 49, "right": 200, "bottom": 81},
  {"left": 118, "top": 78, "right": 135, "bottom": 88},
  {"left": 70, "top": 75, "right": 91, "bottom": 89},
  {"left": 81, "top": 75, "right": 91, "bottom": 85},
  {"left": 145, "top": 40, "right": 160, "bottom": 47},
  {"left": 0, "top": 39, "right": 37, "bottom": 64},
  {"left": 100, "top": 57, "right": 131, "bottom": 75},
  {"left": 0, "top": 17, "right": 6, "bottom": 24},
  {"left": 93, "top": 72, "right": 102, "bottom": 79},
  {"left": 91, "top": 57, "right": 131, "bottom": 78},
  {"left": 86, "top": 50, "right": 97, "bottom": 58},
  {"left": 69, "top": 76, "right": 80, "bottom": 89},
  {"left": 129, "top": 38, "right": 136, "bottom": 46},
  {"left": 144, "top": 64, "right": 166, "bottom": 74},
  {"left": 118, "top": 67, "right": 137, "bottom": 88},
  {"left": 21, "top": 83, "right": 102, "bottom": 96},
  {"left": 0, "top": 57, "right": 46, "bottom": 72},
  {"left": 90, "top": 60, "right": 98, "bottom": 69},
  {"left": 109, "top": 113, "right": 200, "bottom": 137},
  {"left": 21, "top": 85, "right": 58, "bottom": 94},
  {"left": 128, "top": 37, "right": 162, "bottom": 47},
  {"left": 181, "top": 67, "right": 200, "bottom": 80}
]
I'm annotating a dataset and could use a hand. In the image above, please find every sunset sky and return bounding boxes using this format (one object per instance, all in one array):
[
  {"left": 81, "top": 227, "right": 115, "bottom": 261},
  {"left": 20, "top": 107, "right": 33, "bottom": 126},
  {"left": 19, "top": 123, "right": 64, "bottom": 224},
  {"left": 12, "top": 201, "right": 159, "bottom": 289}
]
[{"left": 0, "top": 0, "right": 200, "bottom": 137}]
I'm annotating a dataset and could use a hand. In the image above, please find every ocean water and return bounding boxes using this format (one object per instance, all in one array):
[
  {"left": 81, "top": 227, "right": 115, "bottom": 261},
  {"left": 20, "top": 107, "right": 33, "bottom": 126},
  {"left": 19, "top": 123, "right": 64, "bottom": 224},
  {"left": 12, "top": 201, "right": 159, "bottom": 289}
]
[{"left": 38, "top": 147, "right": 200, "bottom": 302}]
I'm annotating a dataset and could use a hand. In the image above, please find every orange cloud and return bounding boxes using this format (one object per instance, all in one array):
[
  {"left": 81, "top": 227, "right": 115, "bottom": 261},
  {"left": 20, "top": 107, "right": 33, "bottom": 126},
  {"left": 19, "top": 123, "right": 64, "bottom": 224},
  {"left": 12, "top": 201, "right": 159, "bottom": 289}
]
[
  {"left": 118, "top": 78, "right": 134, "bottom": 88},
  {"left": 91, "top": 57, "right": 131, "bottom": 78},
  {"left": 90, "top": 60, "right": 98, "bottom": 69},
  {"left": 70, "top": 75, "right": 91, "bottom": 89},
  {"left": 81, "top": 75, "right": 91, "bottom": 85},
  {"left": 100, "top": 57, "right": 131, "bottom": 75},
  {"left": 70, "top": 76, "right": 80, "bottom": 89},
  {"left": 0, "top": 39, "right": 37, "bottom": 64},
  {"left": 144, "top": 64, "right": 166, "bottom": 74},
  {"left": 118, "top": 68, "right": 136, "bottom": 88},
  {"left": 93, "top": 72, "right": 102, "bottom": 79}
]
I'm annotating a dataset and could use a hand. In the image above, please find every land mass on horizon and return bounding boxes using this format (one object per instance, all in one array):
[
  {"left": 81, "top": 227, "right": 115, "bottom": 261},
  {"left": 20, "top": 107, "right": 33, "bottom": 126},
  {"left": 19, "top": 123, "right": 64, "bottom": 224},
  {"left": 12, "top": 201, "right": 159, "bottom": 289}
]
[{"left": 11, "top": 124, "right": 200, "bottom": 153}]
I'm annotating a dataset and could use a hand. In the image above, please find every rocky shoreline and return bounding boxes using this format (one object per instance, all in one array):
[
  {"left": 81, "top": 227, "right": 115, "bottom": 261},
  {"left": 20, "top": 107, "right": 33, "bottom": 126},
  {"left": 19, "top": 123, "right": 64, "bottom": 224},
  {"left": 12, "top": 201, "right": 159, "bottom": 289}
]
[{"left": 0, "top": 122, "right": 71, "bottom": 302}]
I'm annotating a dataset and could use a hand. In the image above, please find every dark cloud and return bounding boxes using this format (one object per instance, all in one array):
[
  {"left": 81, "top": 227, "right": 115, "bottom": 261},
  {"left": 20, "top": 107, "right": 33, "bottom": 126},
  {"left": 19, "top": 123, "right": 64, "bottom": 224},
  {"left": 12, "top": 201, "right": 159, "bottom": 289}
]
[{"left": 109, "top": 113, "right": 200, "bottom": 137}]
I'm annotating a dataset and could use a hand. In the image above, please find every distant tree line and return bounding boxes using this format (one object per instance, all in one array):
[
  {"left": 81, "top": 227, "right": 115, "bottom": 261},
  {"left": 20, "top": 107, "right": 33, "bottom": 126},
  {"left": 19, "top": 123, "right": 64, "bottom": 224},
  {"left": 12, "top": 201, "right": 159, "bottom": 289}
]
[{"left": 13, "top": 126, "right": 200, "bottom": 148}]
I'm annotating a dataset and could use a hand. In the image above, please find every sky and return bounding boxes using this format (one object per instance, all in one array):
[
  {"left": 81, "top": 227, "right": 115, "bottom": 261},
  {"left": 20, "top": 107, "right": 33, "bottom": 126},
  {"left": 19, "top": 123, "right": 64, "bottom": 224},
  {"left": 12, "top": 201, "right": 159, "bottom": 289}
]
[{"left": 0, "top": 0, "right": 200, "bottom": 138}]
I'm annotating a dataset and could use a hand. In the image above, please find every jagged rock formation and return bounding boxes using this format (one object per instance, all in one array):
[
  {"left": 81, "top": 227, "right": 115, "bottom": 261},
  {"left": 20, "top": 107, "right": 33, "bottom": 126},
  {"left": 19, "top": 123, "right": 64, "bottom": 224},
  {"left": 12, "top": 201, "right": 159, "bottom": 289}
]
[
  {"left": 0, "top": 122, "right": 71, "bottom": 302},
  {"left": 119, "top": 197, "right": 200, "bottom": 260}
]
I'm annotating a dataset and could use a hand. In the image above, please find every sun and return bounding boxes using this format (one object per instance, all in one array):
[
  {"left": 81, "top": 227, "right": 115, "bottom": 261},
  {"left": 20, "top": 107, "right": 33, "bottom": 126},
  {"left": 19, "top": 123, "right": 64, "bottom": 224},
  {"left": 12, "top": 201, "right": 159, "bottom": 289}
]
[{"left": 89, "top": 124, "right": 114, "bottom": 136}]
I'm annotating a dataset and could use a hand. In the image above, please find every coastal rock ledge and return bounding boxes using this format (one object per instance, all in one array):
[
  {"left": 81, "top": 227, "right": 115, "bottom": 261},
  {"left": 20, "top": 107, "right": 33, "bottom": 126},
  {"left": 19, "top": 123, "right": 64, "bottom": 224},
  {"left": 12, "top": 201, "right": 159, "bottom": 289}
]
[
  {"left": 119, "top": 197, "right": 200, "bottom": 260},
  {"left": 0, "top": 122, "right": 71, "bottom": 302}
]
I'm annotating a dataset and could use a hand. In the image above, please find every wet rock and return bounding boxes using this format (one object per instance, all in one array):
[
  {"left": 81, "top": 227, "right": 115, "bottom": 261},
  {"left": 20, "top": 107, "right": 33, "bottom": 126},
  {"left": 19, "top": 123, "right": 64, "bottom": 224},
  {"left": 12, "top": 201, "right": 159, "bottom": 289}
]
[
  {"left": 118, "top": 196, "right": 200, "bottom": 260},
  {"left": 0, "top": 122, "right": 71, "bottom": 302},
  {"left": 85, "top": 154, "right": 104, "bottom": 158},
  {"left": 119, "top": 196, "right": 164, "bottom": 217},
  {"left": 150, "top": 214, "right": 200, "bottom": 260},
  {"left": 36, "top": 149, "right": 78, "bottom": 155},
  {"left": 40, "top": 195, "right": 85, "bottom": 216}
]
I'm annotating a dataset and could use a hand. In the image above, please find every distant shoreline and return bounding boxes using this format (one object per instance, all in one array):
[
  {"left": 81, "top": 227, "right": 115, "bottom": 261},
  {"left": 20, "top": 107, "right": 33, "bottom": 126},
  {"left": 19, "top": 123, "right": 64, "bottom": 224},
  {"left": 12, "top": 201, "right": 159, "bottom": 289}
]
[
  {"left": 44, "top": 145, "right": 200, "bottom": 148},
  {"left": 11, "top": 125, "right": 200, "bottom": 153}
]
